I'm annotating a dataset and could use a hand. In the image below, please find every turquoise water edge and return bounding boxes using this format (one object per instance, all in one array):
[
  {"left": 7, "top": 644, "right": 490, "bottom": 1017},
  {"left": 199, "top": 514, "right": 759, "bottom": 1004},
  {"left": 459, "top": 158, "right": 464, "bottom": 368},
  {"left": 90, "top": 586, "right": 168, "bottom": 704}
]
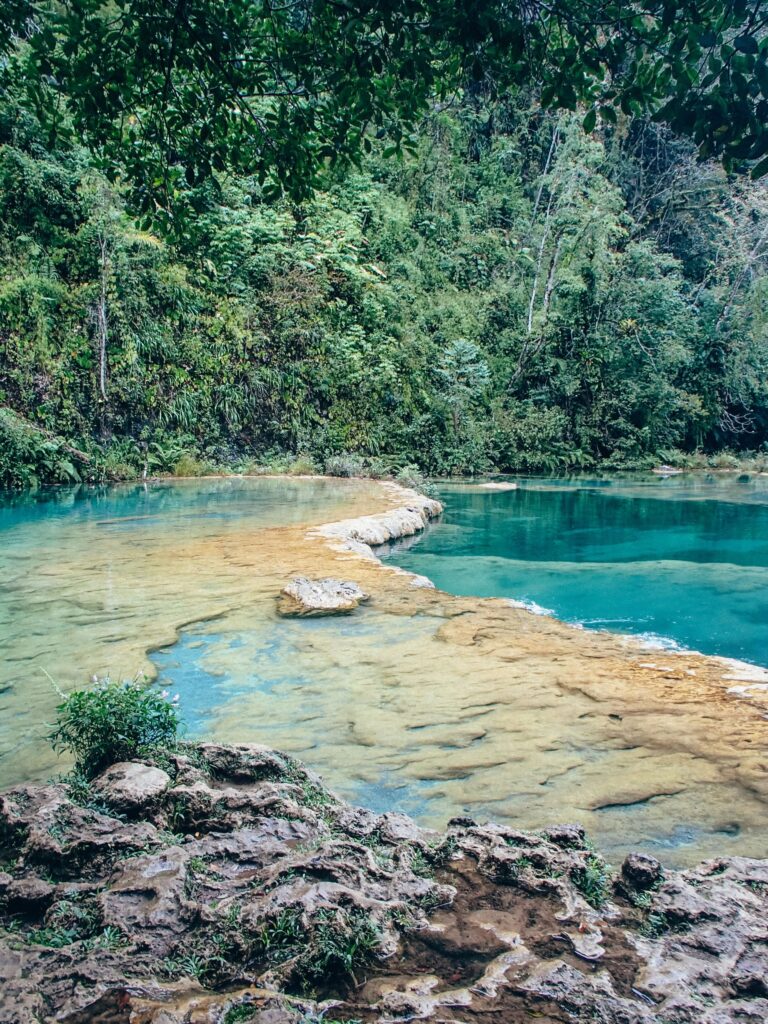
[
  {"left": 380, "top": 474, "right": 768, "bottom": 667},
  {"left": 2, "top": 473, "right": 767, "bottom": 865}
]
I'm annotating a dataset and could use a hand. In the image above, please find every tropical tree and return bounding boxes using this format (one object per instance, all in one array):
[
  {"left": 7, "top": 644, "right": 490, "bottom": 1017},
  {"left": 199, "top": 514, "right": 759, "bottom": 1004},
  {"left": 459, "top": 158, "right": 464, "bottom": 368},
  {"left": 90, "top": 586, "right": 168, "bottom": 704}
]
[
  {"left": 2, "top": 0, "right": 767, "bottom": 227},
  {"left": 437, "top": 339, "right": 490, "bottom": 435}
]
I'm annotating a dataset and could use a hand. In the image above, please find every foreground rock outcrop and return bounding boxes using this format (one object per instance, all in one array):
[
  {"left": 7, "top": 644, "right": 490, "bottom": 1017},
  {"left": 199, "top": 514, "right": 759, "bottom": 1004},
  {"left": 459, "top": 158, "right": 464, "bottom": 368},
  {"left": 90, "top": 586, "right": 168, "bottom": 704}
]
[{"left": 1, "top": 744, "right": 766, "bottom": 1024}]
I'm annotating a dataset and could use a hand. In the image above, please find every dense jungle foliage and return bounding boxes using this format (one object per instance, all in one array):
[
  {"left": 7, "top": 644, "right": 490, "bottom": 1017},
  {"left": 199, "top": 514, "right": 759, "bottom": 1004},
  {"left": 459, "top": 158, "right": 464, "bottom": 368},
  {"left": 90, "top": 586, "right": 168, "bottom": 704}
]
[{"left": 1, "top": 85, "right": 768, "bottom": 486}]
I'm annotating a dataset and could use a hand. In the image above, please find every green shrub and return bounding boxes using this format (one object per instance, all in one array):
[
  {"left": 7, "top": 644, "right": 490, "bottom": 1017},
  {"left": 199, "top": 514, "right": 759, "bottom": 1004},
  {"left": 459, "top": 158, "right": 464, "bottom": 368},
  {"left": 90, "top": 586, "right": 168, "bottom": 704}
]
[
  {"left": 491, "top": 404, "right": 573, "bottom": 473},
  {"left": 324, "top": 453, "right": 368, "bottom": 477},
  {"left": 0, "top": 408, "right": 84, "bottom": 489},
  {"left": 710, "top": 451, "right": 740, "bottom": 469},
  {"left": 144, "top": 436, "right": 196, "bottom": 474},
  {"left": 94, "top": 437, "right": 142, "bottom": 481},
  {"left": 50, "top": 678, "right": 180, "bottom": 778},
  {"left": 286, "top": 453, "right": 320, "bottom": 475},
  {"left": 364, "top": 454, "right": 401, "bottom": 478},
  {"left": 395, "top": 464, "right": 438, "bottom": 498},
  {"left": 173, "top": 453, "right": 213, "bottom": 477}
]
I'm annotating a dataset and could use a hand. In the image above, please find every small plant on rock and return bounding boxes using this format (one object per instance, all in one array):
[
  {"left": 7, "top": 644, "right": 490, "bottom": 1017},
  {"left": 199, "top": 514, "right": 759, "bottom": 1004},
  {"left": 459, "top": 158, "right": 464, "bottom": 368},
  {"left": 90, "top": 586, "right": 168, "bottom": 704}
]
[
  {"left": 63, "top": 768, "right": 125, "bottom": 819},
  {"left": 428, "top": 833, "right": 459, "bottom": 865},
  {"left": 297, "top": 906, "right": 382, "bottom": 989},
  {"left": 222, "top": 1006, "right": 257, "bottom": 1024},
  {"left": 253, "top": 905, "right": 383, "bottom": 993},
  {"left": 23, "top": 892, "right": 125, "bottom": 950},
  {"left": 301, "top": 1017, "right": 363, "bottom": 1024},
  {"left": 50, "top": 677, "right": 180, "bottom": 778},
  {"left": 408, "top": 847, "right": 434, "bottom": 878},
  {"left": 25, "top": 925, "right": 82, "bottom": 948},
  {"left": 628, "top": 888, "right": 654, "bottom": 910},
  {"left": 160, "top": 952, "right": 207, "bottom": 981},
  {"left": 572, "top": 853, "right": 610, "bottom": 909},
  {"left": 256, "top": 907, "right": 306, "bottom": 964},
  {"left": 641, "top": 911, "right": 672, "bottom": 938}
]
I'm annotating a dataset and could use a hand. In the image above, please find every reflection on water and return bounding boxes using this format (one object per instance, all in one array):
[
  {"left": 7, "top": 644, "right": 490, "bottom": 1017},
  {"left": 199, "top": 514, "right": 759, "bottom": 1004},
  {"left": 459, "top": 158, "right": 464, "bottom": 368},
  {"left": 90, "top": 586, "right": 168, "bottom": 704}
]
[
  {"left": 2, "top": 473, "right": 767, "bottom": 868},
  {"left": 381, "top": 475, "right": 768, "bottom": 665}
]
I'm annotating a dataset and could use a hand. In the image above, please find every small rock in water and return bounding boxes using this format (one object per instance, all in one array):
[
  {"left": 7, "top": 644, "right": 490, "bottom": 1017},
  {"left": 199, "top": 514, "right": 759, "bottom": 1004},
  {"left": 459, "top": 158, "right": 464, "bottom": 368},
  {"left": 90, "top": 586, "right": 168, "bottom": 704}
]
[
  {"left": 277, "top": 576, "right": 369, "bottom": 616},
  {"left": 409, "top": 573, "right": 435, "bottom": 589}
]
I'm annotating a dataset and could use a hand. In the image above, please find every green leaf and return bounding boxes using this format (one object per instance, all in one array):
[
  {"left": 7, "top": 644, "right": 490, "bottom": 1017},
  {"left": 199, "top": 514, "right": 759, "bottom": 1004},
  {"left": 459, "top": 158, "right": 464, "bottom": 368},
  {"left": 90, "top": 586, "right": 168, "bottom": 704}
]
[{"left": 734, "top": 34, "right": 759, "bottom": 54}]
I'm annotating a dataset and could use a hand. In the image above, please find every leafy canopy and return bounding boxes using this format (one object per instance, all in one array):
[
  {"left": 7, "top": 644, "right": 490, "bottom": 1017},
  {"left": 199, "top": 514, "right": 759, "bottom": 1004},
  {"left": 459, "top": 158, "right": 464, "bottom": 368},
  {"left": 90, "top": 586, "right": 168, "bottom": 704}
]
[{"left": 3, "top": 0, "right": 768, "bottom": 225}]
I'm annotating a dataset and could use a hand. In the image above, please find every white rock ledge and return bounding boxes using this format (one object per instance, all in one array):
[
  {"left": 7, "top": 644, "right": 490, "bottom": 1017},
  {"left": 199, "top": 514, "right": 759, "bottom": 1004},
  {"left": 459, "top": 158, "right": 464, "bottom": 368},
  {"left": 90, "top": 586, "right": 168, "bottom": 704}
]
[
  {"left": 409, "top": 573, "right": 436, "bottom": 589},
  {"left": 313, "top": 487, "right": 443, "bottom": 558}
]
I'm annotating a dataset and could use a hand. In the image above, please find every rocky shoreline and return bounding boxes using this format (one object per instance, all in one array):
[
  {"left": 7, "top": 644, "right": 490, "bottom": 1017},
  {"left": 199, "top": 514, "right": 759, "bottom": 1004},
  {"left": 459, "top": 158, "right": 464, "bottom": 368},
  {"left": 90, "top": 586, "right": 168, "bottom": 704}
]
[
  {"left": 311, "top": 485, "right": 443, "bottom": 567},
  {"left": 1, "top": 742, "right": 766, "bottom": 1024}
]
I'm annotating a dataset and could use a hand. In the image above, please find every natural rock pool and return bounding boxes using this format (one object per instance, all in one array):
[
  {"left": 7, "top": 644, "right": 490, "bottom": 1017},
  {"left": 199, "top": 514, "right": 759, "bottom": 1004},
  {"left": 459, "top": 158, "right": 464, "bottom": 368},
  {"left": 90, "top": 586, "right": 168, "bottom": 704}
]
[
  {"left": 381, "top": 474, "right": 768, "bottom": 666},
  {"left": 1, "top": 474, "right": 767, "bottom": 866},
  {"left": 0, "top": 476, "right": 386, "bottom": 783}
]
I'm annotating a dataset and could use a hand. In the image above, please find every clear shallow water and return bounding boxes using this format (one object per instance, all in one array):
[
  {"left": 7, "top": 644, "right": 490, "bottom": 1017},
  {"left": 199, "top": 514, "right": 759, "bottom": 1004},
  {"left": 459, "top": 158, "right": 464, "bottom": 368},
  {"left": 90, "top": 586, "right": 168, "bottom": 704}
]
[
  {"left": 148, "top": 598, "right": 768, "bottom": 867},
  {"left": 380, "top": 475, "right": 768, "bottom": 666},
  {"left": 150, "top": 612, "right": 444, "bottom": 822},
  {"left": 0, "top": 476, "right": 382, "bottom": 784},
  {"left": 2, "top": 473, "right": 767, "bottom": 867}
]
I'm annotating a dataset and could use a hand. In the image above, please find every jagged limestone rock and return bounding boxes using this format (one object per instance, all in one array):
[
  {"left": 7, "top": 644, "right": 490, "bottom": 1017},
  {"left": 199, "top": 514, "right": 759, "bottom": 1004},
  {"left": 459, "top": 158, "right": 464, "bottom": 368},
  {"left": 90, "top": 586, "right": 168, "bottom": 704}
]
[
  {"left": 92, "top": 761, "right": 171, "bottom": 812},
  {"left": 277, "top": 576, "right": 369, "bottom": 616},
  {"left": 1, "top": 742, "right": 766, "bottom": 1024},
  {"left": 622, "top": 851, "right": 664, "bottom": 891}
]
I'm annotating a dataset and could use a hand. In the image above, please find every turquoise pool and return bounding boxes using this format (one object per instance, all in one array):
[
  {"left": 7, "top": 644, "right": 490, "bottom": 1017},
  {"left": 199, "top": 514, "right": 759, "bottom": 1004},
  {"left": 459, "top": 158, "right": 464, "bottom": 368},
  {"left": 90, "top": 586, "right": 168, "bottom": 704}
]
[{"left": 380, "top": 475, "right": 768, "bottom": 666}]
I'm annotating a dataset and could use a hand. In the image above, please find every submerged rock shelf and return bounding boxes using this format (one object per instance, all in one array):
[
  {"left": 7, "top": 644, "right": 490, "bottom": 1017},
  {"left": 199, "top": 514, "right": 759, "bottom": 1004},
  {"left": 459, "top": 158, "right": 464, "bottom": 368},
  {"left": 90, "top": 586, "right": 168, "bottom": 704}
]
[
  {"left": 0, "top": 742, "right": 766, "bottom": 1024},
  {"left": 3, "top": 476, "right": 767, "bottom": 866}
]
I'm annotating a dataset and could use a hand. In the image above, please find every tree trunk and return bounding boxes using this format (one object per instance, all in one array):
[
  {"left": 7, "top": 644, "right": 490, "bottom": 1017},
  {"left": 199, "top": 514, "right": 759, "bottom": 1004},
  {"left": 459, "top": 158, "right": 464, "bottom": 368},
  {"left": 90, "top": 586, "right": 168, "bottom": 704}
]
[
  {"left": 541, "top": 236, "right": 564, "bottom": 323},
  {"left": 96, "top": 234, "right": 109, "bottom": 403},
  {"left": 527, "top": 191, "right": 555, "bottom": 335},
  {"left": 530, "top": 125, "right": 559, "bottom": 225},
  {"left": 94, "top": 232, "right": 110, "bottom": 439}
]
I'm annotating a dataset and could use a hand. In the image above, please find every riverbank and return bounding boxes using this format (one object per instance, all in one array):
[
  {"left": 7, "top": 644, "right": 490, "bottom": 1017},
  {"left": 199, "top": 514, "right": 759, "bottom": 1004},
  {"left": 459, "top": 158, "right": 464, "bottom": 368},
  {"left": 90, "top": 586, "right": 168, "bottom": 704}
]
[{"left": 1, "top": 741, "right": 766, "bottom": 1024}]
